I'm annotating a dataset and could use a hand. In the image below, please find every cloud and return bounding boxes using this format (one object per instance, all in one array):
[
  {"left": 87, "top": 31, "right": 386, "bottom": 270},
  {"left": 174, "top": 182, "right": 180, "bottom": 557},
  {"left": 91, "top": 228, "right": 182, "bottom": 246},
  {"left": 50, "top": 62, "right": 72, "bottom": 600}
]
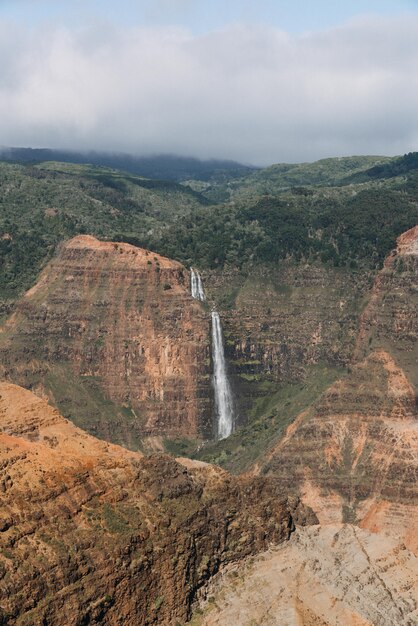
[{"left": 0, "top": 15, "right": 417, "bottom": 164}]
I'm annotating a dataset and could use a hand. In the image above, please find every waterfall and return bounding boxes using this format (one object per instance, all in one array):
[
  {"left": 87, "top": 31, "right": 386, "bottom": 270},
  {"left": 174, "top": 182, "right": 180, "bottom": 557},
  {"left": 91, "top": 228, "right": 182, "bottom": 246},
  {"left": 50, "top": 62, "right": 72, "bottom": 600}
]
[
  {"left": 211, "top": 311, "right": 234, "bottom": 439},
  {"left": 190, "top": 268, "right": 205, "bottom": 301},
  {"left": 190, "top": 268, "right": 233, "bottom": 438}
]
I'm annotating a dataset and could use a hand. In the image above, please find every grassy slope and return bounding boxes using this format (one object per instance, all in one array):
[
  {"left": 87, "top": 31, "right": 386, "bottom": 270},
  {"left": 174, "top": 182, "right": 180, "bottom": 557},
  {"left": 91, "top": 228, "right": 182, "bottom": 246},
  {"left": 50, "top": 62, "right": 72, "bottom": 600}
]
[
  {"left": 206, "top": 155, "right": 394, "bottom": 202},
  {"left": 194, "top": 363, "right": 344, "bottom": 474},
  {"left": 45, "top": 364, "right": 146, "bottom": 451}
]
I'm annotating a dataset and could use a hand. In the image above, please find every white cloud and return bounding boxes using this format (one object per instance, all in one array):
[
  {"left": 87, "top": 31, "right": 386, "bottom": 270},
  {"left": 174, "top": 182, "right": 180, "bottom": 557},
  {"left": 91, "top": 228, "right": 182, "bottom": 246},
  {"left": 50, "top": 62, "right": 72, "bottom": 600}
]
[{"left": 0, "top": 15, "right": 417, "bottom": 164}]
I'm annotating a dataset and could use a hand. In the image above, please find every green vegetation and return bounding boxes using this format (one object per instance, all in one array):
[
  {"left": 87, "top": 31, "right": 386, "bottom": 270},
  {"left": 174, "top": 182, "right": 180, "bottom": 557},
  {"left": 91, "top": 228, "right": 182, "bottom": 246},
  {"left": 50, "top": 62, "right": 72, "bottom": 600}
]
[
  {"left": 224, "top": 155, "right": 392, "bottom": 195},
  {"left": 1, "top": 153, "right": 417, "bottom": 310},
  {"left": 343, "top": 151, "right": 418, "bottom": 183},
  {"left": 164, "top": 438, "right": 202, "bottom": 457},
  {"left": 45, "top": 365, "right": 145, "bottom": 450},
  {"left": 194, "top": 363, "right": 344, "bottom": 474},
  {"left": 102, "top": 504, "right": 133, "bottom": 534},
  {"left": 1, "top": 147, "right": 254, "bottom": 182},
  {"left": 148, "top": 184, "right": 417, "bottom": 271},
  {"left": 0, "top": 160, "right": 206, "bottom": 304},
  {"left": 154, "top": 596, "right": 165, "bottom": 611},
  {"left": 0, "top": 151, "right": 417, "bottom": 463}
]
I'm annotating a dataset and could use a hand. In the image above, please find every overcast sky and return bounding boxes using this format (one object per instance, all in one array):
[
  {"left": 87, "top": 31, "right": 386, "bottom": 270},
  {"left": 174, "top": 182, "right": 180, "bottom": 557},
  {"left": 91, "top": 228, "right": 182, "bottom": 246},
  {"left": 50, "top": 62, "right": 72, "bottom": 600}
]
[{"left": 1, "top": 0, "right": 418, "bottom": 165}]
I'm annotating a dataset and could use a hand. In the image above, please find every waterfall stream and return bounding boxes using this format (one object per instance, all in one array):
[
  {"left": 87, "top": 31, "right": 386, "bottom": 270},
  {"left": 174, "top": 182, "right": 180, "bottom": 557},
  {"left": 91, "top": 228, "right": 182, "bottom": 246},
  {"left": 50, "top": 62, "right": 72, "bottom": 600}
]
[
  {"left": 211, "top": 311, "right": 234, "bottom": 439},
  {"left": 190, "top": 268, "right": 205, "bottom": 301},
  {"left": 190, "top": 268, "right": 234, "bottom": 439}
]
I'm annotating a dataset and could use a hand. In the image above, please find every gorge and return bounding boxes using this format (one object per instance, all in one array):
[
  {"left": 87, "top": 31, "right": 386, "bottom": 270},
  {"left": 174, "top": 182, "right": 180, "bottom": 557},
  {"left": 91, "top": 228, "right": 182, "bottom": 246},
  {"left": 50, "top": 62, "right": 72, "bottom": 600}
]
[{"left": 0, "top": 152, "right": 417, "bottom": 625}]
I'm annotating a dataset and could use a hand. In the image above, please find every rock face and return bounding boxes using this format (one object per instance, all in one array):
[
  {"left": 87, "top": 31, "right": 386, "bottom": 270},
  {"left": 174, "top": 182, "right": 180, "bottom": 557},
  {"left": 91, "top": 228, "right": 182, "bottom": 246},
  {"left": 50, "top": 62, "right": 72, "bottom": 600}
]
[
  {"left": 204, "top": 263, "right": 373, "bottom": 423},
  {"left": 256, "top": 228, "right": 418, "bottom": 554},
  {"left": 197, "top": 525, "right": 418, "bottom": 626},
  {"left": 0, "top": 382, "right": 315, "bottom": 625},
  {"left": 258, "top": 350, "right": 418, "bottom": 553},
  {"left": 356, "top": 225, "right": 418, "bottom": 386},
  {"left": 0, "top": 235, "right": 377, "bottom": 442},
  {"left": 0, "top": 236, "right": 213, "bottom": 445}
]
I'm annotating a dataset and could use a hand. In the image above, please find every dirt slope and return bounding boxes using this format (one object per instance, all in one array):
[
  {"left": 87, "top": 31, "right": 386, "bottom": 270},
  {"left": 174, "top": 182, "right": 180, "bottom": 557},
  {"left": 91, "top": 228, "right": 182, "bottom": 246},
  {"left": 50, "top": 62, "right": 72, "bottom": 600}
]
[{"left": 198, "top": 525, "right": 418, "bottom": 626}]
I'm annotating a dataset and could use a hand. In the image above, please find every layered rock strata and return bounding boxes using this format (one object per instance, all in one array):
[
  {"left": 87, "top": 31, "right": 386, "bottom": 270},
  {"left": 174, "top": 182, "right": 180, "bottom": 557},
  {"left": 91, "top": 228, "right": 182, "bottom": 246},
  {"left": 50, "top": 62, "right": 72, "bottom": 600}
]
[
  {"left": 257, "top": 350, "right": 418, "bottom": 553},
  {"left": 204, "top": 263, "right": 373, "bottom": 421},
  {"left": 356, "top": 225, "right": 418, "bottom": 386},
  {"left": 0, "top": 236, "right": 212, "bottom": 444},
  {"left": 255, "top": 228, "right": 418, "bottom": 553},
  {"left": 0, "top": 382, "right": 315, "bottom": 625}
]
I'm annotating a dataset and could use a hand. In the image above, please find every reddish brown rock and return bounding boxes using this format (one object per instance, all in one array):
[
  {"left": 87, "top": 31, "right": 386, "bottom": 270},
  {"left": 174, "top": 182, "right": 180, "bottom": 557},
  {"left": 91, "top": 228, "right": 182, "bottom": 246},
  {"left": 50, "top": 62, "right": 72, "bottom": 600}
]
[
  {"left": 355, "top": 225, "right": 418, "bottom": 385},
  {"left": 0, "top": 382, "right": 315, "bottom": 625},
  {"left": 203, "top": 263, "right": 373, "bottom": 422},
  {"left": 255, "top": 227, "right": 418, "bottom": 554},
  {"left": 256, "top": 350, "right": 418, "bottom": 553},
  {"left": 0, "top": 236, "right": 213, "bottom": 446}
]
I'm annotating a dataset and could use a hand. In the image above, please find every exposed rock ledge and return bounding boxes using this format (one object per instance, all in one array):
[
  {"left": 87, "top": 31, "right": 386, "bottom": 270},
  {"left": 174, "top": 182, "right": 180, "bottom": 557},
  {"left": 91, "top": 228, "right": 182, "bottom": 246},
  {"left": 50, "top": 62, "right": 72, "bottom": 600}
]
[{"left": 0, "top": 234, "right": 213, "bottom": 445}]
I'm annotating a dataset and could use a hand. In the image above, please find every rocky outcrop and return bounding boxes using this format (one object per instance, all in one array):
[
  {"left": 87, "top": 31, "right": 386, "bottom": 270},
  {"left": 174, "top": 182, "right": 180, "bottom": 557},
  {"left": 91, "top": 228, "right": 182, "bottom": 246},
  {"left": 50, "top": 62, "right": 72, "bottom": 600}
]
[
  {"left": 197, "top": 524, "right": 418, "bottom": 626},
  {"left": 0, "top": 236, "right": 213, "bottom": 445},
  {"left": 257, "top": 350, "right": 418, "bottom": 553},
  {"left": 0, "top": 382, "right": 315, "bottom": 625}
]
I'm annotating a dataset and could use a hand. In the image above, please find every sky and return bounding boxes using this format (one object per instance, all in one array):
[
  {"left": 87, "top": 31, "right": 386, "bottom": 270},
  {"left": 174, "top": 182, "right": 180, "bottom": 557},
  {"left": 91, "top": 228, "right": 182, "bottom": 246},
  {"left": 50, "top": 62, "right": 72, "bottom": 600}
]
[{"left": 0, "top": 0, "right": 418, "bottom": 165}]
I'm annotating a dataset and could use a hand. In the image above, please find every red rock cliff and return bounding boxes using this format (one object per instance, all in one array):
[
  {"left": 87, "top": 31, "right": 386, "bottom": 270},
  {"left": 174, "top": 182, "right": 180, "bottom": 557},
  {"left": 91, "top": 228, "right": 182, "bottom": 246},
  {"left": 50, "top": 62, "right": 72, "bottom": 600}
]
[
  {"left": 0, "top": 235, "right": 213, "bottom": 445},
  {"left": 255, "top": 227, "right": 418, "bottom": 554},
  {"left": 355, "top": 225, "right": 418, "bottom": 385}
]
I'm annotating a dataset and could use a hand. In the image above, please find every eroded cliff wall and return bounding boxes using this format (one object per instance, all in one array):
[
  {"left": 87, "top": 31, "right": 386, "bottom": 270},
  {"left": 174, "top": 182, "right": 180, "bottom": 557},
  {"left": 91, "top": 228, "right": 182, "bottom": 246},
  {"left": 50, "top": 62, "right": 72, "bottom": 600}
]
[
  {"left": 197, "top": 524, "right": 418, "bottom": 626},
  {"left": 0, "top": 236, "right": 213, "bottom": 445},
  {"left": 203, "top": 263, "right": 373, "bottom": 423},
  {"left": 255, "top": 227, "right": 418, "bottom": 553}
]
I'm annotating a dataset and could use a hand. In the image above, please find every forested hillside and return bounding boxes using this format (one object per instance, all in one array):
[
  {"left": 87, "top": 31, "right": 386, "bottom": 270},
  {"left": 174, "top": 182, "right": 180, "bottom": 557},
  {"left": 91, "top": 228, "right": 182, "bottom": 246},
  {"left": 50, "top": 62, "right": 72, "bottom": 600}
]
[{"left": 1, "top": 153, "right": 417, "bottom": 315}]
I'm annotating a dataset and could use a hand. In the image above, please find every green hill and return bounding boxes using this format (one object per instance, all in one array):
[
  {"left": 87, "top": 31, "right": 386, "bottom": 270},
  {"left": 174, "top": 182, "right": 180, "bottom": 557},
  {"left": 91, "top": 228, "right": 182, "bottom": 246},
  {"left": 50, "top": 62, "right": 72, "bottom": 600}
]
[{"left": 1, "top": 153, "right": 417, "bottom": 317}]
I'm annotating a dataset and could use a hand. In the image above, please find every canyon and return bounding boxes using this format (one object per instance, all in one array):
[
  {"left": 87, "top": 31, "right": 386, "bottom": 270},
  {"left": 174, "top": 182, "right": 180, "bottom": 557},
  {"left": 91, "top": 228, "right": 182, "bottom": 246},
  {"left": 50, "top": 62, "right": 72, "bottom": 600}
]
[
  {"left": 254, "top": 226, "right": 418, "bottom": 554},
  {"left": 191, "top": 227, "right": 418, "bottom": 625},
  {"left": 0, "top": 234, "right": 379, "bottom": 449},
  {"left": 0, "top": 157, "right": 417, "bottom": 625}
]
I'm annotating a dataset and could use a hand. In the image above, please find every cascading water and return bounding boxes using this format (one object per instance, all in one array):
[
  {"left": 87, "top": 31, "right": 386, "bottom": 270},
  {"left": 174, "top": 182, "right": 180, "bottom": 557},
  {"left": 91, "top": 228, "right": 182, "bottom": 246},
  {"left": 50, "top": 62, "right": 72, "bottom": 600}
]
[
  {"left": 211, "top": 311, "right": 234, "bottom": 439},
  {"left": 190, "top": 268, "right": 233, "bottom": 438},
  {"left": 190, "top": 267, "right": 205, "bottom": 301}
]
